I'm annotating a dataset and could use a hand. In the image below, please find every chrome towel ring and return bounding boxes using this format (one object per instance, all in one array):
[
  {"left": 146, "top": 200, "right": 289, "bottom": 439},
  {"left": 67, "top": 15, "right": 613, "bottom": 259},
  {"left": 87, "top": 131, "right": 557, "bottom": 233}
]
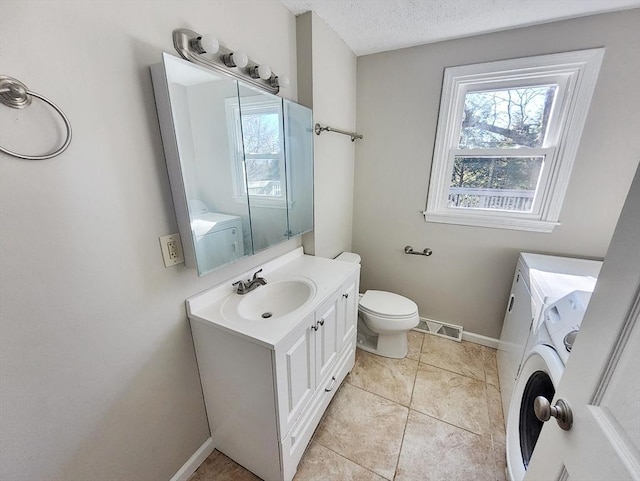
[{"left": 0, "top": 75, "right": 72, "bottom": 160}]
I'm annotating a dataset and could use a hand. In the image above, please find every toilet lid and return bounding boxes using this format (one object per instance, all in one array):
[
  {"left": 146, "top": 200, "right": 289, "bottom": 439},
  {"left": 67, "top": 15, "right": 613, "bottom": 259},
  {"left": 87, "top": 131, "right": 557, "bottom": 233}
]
[{"left": 359, "top": 290, "right": 418, "bottom": 318}]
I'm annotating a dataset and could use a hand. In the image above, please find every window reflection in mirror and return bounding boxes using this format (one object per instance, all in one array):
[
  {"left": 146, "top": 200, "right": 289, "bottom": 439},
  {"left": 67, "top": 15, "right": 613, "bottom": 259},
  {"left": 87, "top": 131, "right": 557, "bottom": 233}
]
[
  {"left": 237, "top": 84, "right": 289, "bottom": 252},
  {"left": 226, "top": 96, "right": 287, "bottom": 206}
]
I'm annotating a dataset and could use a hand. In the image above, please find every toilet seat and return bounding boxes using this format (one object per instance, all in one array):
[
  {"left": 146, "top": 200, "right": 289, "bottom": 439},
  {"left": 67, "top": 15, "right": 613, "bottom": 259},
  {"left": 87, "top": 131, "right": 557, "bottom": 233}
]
[{"left": 359, "top": 290, "right": 418, "bottom": 319}]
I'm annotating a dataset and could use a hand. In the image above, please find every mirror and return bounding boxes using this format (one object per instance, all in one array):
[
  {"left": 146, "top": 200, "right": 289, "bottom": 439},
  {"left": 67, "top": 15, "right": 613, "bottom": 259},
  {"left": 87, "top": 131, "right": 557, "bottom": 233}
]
[
  {"left": 151, "top": 53, "right": 313, "bottom": 275},
  {"left": 283, "top": 99, "right": 314, "bottom": 236}
]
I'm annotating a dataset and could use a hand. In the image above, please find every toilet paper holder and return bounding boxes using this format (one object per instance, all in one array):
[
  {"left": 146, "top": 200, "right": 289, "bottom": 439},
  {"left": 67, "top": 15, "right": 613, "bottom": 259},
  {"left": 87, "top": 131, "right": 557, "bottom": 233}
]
[{"left": 404, "top": 246, "right": 433, "bottom": 257}]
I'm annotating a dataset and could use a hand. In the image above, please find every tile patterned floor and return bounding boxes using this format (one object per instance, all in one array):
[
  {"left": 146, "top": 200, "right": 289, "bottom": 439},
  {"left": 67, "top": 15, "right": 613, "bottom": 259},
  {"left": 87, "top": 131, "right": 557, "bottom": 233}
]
[{"left": 189, "top": 331, "right": 507, "bottom": 481}]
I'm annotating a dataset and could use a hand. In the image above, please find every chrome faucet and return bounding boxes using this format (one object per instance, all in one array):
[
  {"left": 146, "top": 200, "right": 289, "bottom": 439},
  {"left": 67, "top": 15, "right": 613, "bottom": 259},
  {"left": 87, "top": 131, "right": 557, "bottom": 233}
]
[{"left": 232, "top": 269, "right": 267, "bottom": 295}]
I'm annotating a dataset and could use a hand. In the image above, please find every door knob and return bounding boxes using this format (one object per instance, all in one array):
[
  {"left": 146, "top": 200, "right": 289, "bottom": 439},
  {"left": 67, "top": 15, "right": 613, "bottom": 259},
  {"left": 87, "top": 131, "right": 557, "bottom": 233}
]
[{"left": 534, "top": 396, "right": 573, "bottom": 430}]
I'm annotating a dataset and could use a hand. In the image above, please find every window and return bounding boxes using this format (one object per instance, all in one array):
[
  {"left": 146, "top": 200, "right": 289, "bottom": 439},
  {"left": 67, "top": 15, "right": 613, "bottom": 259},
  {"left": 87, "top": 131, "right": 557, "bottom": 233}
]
[
  {"left": 226, "top": 96, "right": 287, "bottom": 207},
  {"left": 424, "top": 49, "right": 604, "bottom": 232}
]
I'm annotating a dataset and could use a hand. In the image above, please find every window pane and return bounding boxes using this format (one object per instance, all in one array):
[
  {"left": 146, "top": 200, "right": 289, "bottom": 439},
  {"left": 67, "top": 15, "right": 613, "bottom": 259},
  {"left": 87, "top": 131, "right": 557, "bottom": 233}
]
[
  {"left": 245, "top": 158, "right": 282, "bottom": 196},
  {"left": 241, "top": 112, "right": 281, "bottom": 154},
  {"left": 459, "top": 86, "right": 557, "bottom": 149},
  {"left": 239, "top": 108, "right": 284, "bottom": 198},
  {"left": 449, "top": 156, "right": 544, "bottom": 212}
]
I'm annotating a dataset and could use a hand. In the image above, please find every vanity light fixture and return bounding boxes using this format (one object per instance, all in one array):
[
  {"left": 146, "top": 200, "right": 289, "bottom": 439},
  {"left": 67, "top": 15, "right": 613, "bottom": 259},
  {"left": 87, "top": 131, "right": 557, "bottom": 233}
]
[{"left": 173, "top": 28, "right": 285, "bottom": 94}]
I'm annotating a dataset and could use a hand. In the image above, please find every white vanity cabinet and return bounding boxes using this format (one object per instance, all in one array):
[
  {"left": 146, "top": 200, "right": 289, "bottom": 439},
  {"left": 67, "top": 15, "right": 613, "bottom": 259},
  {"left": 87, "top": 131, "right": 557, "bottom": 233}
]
[
  {"left": 188, "top": 253, "right": 359, "bottom": 481},
  {"left": 277, "top": 274, "right": 358, "bottom": 480}
]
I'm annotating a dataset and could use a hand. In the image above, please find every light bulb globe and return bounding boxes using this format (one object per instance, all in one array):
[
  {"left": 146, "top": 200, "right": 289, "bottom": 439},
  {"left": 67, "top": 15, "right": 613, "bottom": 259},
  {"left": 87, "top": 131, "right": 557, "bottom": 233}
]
[
  {"left": 199, "top": 34, "right": 219, "bottom": 54},
  {"left": 278, "top": 76, "right": 290, "bottom": 88},
  {"left": 233, "top": 51, "right": 249, "bottom": 69},
  {"left": 258, "top": 64, "right": 272, "bottom": 80}
]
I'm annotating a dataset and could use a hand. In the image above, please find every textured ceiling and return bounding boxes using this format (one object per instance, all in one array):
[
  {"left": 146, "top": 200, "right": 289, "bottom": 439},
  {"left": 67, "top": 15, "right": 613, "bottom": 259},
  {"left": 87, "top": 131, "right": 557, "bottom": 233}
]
[{"left": 280, "top": 0, "right": 640, "bottom": 56}]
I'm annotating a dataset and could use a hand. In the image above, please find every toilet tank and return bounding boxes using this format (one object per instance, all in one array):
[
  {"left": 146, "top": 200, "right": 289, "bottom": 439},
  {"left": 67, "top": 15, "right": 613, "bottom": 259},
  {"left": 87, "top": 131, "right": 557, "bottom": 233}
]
[{"left": 335, "top": 252, "right": 361, "bottom": 264}]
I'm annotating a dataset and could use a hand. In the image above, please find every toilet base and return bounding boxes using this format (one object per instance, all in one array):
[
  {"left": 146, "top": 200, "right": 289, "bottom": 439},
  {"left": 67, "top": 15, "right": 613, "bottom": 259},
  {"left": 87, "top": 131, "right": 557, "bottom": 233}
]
[{"left": 356, "top": 317, "right": 409, "bottom": 359}]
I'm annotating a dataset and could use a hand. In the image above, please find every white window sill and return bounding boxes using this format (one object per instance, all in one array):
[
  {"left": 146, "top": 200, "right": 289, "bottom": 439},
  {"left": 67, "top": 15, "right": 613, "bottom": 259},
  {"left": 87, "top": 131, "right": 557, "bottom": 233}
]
[{"left": 423, "top": 210, "right": 559, "bottom": 233}]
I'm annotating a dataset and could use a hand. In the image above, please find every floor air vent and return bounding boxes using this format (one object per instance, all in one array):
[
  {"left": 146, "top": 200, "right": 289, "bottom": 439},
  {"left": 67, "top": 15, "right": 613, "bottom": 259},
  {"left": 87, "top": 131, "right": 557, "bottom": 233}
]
[{"left": 414, "top": 319, "right": 463, "bottom": 342}]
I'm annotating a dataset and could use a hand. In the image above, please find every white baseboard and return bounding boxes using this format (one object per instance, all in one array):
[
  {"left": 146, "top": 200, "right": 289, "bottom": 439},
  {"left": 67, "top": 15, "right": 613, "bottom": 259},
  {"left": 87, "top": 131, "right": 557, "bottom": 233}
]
[
  {"left": 170, "top": 437, "right": 214, "bottom": 481},
  {"left": 461, "top": 331, "right": 500, "bottom": 349}
]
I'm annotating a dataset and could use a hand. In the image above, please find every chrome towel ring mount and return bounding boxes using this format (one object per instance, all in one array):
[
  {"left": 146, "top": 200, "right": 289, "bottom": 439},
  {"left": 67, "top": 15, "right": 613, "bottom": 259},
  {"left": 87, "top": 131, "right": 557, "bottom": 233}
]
[{"left": 0, "top": 75, "right": 72, "bottom": 160}]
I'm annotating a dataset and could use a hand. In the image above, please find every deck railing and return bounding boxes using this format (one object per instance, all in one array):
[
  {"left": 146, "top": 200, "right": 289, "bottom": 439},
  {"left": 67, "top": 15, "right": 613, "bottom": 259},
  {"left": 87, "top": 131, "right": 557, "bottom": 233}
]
[
  {"left": 248, "top": 180, "right": 282, "bottom": 197},
  {"left": 448, "top": 187, "right": 535, "bottom": 212}
]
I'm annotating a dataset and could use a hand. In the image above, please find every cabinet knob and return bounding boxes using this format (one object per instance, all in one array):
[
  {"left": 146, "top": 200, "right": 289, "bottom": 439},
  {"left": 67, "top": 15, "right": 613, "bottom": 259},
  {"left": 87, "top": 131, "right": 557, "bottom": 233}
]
[
  {"left": 343, "top": 293, "right": 349, "bottom": 299},
  {"left": 318, "top": 319, "right": 325, "bottom": 326}
]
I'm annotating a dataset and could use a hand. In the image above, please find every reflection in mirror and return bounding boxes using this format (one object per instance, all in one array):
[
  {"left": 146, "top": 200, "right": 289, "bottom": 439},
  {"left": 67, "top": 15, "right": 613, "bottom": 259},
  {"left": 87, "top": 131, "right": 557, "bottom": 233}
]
[
  {"left": 152, "top": 54, "right": 251, "bottom": 275},
  {"left": 284, "top": 99, "right": 314, "bottom": 236},
  {"left": 236, "top": 84, "right": 289, "bottom": 252}
]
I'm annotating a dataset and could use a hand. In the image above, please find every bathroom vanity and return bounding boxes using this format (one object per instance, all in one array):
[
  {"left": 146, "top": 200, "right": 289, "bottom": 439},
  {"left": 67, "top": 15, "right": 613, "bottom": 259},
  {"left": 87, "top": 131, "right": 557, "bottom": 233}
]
[{"left": 186, "top": 248, "right": 359, "bottom": 481}]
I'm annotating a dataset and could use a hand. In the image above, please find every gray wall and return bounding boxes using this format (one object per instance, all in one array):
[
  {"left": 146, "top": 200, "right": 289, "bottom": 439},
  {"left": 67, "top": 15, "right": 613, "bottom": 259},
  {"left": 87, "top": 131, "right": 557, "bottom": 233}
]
[
  {"left": 354, "top": 10, "right": 640, "bottom": 339},
  {"left": 299, "top": 12, "right": 358, "bottom": 259},
  {"left": 0, "top": 1, "right": 300, "bottom": 480}
]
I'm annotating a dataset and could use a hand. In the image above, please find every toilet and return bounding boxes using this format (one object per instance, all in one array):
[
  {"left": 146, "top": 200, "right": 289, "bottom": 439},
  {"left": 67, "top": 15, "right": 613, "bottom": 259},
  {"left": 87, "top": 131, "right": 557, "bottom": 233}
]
[{"left": 336, "top": 252, "right": 420, "bottom": 359}]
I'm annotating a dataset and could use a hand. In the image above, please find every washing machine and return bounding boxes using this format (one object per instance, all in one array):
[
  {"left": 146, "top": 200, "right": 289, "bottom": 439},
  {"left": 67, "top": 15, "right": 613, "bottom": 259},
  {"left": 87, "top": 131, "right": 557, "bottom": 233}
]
[
  {"left": 497, "top": 253, "right": 602, "bottom": 424},
  {"left": 505, "top": 290, "right": 592, "bottom": 481}
]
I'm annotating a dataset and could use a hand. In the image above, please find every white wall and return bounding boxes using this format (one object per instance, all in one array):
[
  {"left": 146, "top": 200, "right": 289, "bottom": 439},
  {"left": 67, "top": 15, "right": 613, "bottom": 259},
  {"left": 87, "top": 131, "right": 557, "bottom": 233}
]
[
  {"left": 0, "top": 2, "right": 299, "bottom": 480},
  {"left": 354, "top": 10, "right": 640, "bottom": 339},
  {"left": 298, "top": 12, "right": 357, "bottom": 259}
]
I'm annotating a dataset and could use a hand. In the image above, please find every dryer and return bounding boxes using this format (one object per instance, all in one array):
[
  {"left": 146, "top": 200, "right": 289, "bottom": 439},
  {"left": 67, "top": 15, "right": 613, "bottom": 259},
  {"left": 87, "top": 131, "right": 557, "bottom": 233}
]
[{"left": 191, "top": 212, "right": 244, "bottom": 273}]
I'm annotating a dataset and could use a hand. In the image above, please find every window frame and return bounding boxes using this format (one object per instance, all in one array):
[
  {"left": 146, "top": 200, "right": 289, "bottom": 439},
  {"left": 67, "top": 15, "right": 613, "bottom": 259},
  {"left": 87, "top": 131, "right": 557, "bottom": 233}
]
[{"left": 424, "top": 48, "right": 605, "bottom": 232}]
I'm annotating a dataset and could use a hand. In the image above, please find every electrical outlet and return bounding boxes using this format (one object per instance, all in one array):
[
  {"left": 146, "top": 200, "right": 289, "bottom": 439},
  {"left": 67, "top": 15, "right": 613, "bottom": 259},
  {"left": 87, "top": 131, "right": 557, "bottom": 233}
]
[{"left": 159, "top": 233, "right": 184, "bottom": 267}]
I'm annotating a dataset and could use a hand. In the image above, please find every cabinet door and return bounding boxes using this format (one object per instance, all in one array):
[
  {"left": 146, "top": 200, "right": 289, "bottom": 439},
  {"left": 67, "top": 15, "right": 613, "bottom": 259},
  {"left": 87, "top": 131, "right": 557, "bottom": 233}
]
[
  {"left": 315, "top": 293, "right": 339, "bottom": 384},
  {"left": 274, "top": 312, "right": 316, "bottom": 437},
  {"left": 337, "top": 274, "right": 359, "bottom": 352}
]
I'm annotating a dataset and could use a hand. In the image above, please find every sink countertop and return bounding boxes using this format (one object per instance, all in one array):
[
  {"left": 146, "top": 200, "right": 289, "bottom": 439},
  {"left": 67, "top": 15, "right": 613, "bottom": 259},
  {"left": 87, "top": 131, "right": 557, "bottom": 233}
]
[{"left": 186, "top": 248, "right": 360, "bottom": 349}]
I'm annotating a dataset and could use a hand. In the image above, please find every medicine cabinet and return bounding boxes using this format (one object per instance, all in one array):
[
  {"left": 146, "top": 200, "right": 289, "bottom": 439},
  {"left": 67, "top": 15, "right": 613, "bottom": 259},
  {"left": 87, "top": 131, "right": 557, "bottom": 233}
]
[{"left": 151, "top": 53, "right": 313, "bottom": 275}]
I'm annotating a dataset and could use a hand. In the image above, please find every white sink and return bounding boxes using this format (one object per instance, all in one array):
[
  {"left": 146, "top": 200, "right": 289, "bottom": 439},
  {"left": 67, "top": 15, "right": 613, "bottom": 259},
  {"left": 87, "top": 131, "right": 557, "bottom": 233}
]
[{"left": 222, "top": 279, "right": 317, "bottom": 322}]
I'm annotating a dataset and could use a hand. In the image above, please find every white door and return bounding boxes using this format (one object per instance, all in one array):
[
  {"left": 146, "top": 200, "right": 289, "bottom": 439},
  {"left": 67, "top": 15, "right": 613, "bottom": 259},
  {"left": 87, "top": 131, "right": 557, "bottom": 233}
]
[{"left": 525, "top": 167, "right": 640, "bottom": 480}]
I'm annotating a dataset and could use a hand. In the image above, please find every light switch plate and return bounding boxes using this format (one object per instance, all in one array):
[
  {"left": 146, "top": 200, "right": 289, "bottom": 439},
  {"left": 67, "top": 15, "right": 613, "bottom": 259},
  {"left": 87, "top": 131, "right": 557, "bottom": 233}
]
[{"left": 159, "top": 233, "right": 184, "bottom": 267}]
